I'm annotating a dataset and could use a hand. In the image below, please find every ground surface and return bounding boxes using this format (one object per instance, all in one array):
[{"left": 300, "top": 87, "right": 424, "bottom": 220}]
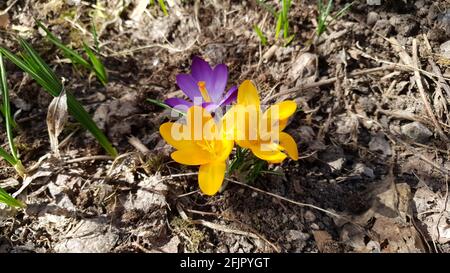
[{"left": 1, "top": 0, "right": 450, "bottom": 253}]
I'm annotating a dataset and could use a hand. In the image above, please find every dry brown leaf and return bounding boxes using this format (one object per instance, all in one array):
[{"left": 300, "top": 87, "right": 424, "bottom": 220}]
[
  {"left": 0, "top": 13, "right": 10, "bottom": 29},
  {"left": 47, "top": 89, "right": 68, "bottom": 158},
  {"left": 129, "top": 0, "right": 148, "bottom": 22},
  {"left": 312, "top": 230, "right": 340, "bottom": 253},
  {"left": 289, "top": 52, "right": 318, "bottom": 85}
]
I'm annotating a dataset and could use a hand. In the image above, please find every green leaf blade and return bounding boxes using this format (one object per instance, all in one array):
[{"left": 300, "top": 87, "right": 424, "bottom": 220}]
[
  {"left": 83, "top": 42, "right": 108, "bottom": 86},
  {"left": 158, "top": 0, "right": 168, "bottom": 16},
  {"left": 147, "top": 98, "right": 186, "bottom": 116},
  {"left": 1, "top": 41, "right": 117, "bottom": 157},
  {"left": 253, "top": 25, "right": 267, "bottom": 46},
  {"left": 0, "top": 187, "right": 25, "bottom": 208},
  {"left": 36, "top": 20, "right": 92, "bottom": 69},
  {"left": 67, "top": 91, "right": 118, "bottom": 157}
]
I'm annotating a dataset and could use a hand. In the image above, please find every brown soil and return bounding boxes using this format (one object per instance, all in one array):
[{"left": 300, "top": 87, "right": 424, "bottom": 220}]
[{"left": 1, "top": 0, "right": 450, "bottom": 253}]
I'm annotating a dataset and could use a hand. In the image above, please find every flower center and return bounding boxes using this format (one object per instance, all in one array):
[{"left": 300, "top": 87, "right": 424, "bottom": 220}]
[
  {"left": 196, "top": 140, "right": 217, "bottom": 156},
  {"left": 197, "top": 81, "right": 211, "bottom": 102}
]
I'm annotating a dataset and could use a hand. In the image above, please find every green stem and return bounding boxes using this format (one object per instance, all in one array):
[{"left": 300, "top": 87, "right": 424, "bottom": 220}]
[
  {"left": 147, "top": 98, "right": 186, "bottom": 116},
  {"left": 14, "top": 160, "right": 25, "bottom": 178},
  {"left": 0, "top": 53, "right": 19, "bottom": 160},
  {"left": 0, "top": 147, "right": 16, "bottom": 166},
  {"left": 0, "top": 105, "right": 18, "bottom": 128}
]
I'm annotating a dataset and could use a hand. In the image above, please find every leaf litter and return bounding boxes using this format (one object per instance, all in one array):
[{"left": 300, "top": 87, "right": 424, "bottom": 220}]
[{"left": 1, "top": 0, "right": 450, "bottom": 253}]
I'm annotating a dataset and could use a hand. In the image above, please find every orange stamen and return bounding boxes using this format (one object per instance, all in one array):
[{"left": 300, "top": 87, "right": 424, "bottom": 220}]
[{"left": 198, "top": 81, "right": 211, "bottom": 102}]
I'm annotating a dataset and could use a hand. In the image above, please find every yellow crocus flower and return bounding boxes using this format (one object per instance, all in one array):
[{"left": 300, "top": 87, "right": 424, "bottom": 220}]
[
  {"left": 223, "top": 80, "right": 298, "bottom": 163},
  {"left": 159, "top": 106, "right": 234, "bottom": 195}
]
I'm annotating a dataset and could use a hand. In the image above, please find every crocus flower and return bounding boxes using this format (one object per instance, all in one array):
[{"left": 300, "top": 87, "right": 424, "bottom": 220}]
[
  {"left": 165, "top": 56, "right": 237, "bottom": 112},
  {"left": 159, "top": 105, "right": 234, "bottom": 195},
  {"left": 223, "top": 80, "right": 298, "bottom": 163}
]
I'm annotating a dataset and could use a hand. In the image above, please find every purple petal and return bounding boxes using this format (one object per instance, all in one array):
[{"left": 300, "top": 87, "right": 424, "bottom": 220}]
[
  {"left": 218, "top": 86, "right": 237, "bottom": 107},
  {"left": 209, "top": 64, "right": 228, "bottom": 103},
  {"left": 176, "top": 74, "right": 201, "bottom": 101},
  {"left": 165, "top": 98, "right": 193, "bottom": 112},
  {"left": 201, "top": 102, "right": 218, "bottom": 112},
  {"left": 191, "top": 56, "right": 213, "bottom": 84}
]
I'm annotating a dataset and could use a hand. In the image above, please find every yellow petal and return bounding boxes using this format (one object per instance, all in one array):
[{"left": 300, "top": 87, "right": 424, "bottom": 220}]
[
  {"left": 159, "top": 122, "right": 191, "bottom": 150},
  {"left": 222, "top": 104, "right": 260, "bottom": 143},
  {"left": 236, "top": 139, "right": 253, "bottom": 149},
  {"left": 186, "top": 105, "right": 217, "bottom": 141},
  {"left": 221, "top": 105, "right": 239, "bottom": 140},
  {"left": 250, "top": 143, "right": 287, "bottom": 163},
  {"left": 261, "top": 118, "right": 288, "bottom": 136},
  {"left": 279, "top": 118, "right": 288, "bottom": 131},
  {"left": 273, "top": 100, "right": 297, "bottom": 120},
  {"left": 238, "top": 80, "right": 260, "bottom": 108},
  {"left": 216, "top": 139, "right": 234, "bottom": 162},
  {"left": 171, "top": 148, "right": 212, "bottom": 165},
  {"left": 262, "top": 101, "right": 297, "bottom": 128},
  {"left": 198, "top": 161, "right": 226, "bottom": 195},
  {"left": 279, "top": 132, "right": 298, "bottom": 160}
]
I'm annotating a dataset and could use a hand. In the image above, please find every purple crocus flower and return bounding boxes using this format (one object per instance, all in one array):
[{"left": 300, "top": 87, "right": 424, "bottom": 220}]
[{"left": 165, "top": 56, "right": 237, "bottom": 112}]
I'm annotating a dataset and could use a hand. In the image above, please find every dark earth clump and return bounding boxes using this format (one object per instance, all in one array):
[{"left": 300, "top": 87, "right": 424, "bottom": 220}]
[{"left": 1, "top": 0, "right": 450, "bottom": 253}]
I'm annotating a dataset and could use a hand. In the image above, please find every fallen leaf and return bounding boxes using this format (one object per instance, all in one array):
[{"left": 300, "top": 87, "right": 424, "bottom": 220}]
[
  {"left": 54, "top": 217, "right": 119, "bottom": 253},
  {"left": 47, "top": 89, "right": 68, "bottom": 157},
  {"left": 313, "top": 230, "right": 340, "bottom": 253},
  {"left": 0, "top": 13, "right": 10, "bottom": 29},
  {"left": 289, "top": 52, "right": 318, "bottom": 84},
  {"left": 129, "top": 0, "right": 148, "bottom": 22}
]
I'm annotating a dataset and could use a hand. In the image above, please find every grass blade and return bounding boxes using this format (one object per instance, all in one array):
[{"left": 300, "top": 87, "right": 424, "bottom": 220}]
[
  {"left": 282, "top": 0, "right": 290, "bottom": 39},
  {"left": 19, "top": 39, "right": 116, "bottom": 156},
  {"left": 83, "top": 42, "right": 108, "bottom": 86},
  {"left": 316, "top": 0, "right": 352, "bottom": 37},
  {"left": 256, "top": 0, "right": 277, "bottom": 17},
  {"left": 36, "top": 20, "right": 91, "bottom": 69},
  {"left": 0, "top": 105, "right": 17, "bottom": 128},
  {"left": 275, "top": 12, "right": 282, "bottom": 40},
  {"left": 284, "top": 34, "right": 295, "bottom": 46},
  {"left": 157, "top": 0, "right": 168, "bottom": 16},
  {"left": 0, "top": 41, "right": 117, "bottom": 157},
  {"left": 0, "top": 52, "right": 25, "bottom": 177},
  {"left": 317, "top": 0, "right": 333, "bottom": 36},
  {"left": 0, "top": 53, "right": 18, "bottom": 159},
  {"left": 19, "top": 38, "right": 62, "bottom": 91},
  {"left": 147, "top": 98, "right": 185, "bottom": 116},
  {"left": 91, "top": 22, "right": 100, "bottom": 52},
  {"left": 283, "top": 18, "right": 289, "bottom": 39},
  {"left": 253, "top": 25, "right": 267, "bottom": 46},
  {"left": 37, "top": 20, "right": 108, "bottom": 85},
  {"left": 333, "top": 1, "right": 354, "bottom": 21},
  {"left": 0, "top": 187, "right": 25, "bottom": 208},
  {"left": 0, "top": 48, "right": 54, "bottom": 95},
  {"left": 324, "top": 0, "right": 333, "bottom": 21},
  {"left": 0, "top": 147, "right": 16, "bottom": 166},
  {"left": 67, "top": 91, "right": 118, "bottom": 156}
]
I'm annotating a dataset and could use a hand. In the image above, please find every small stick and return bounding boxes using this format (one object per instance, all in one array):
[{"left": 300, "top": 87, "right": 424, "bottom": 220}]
[
  {"left": 430, "top": 60, "right": 450, "bottom": 102},
  {"left": 65, "top": 155, "right": 113, "bottom": 164},
  {"left": 128, "top": 136, "right": 151, "bottom": 154},
  {"left": 191, "top": 219, "right": 259, "bottom": 239},
  {"left": 0, "top": 0, "right": 18, "bottom": 15},
  {"left": 376, "top": 108, "right": 432, "bottom": 126},
  {"left": 263, "top": 64, "right": 398, "bottom": 103},
  {"left": 225, "top": 178, "right": 342, "bottom": 218},
  {"left": 156, "top": 172, "right": 198, "bottom": 183},
  {"left": 177, "top": 190, "right": 199, "bottom": 198},
  {"left": 187, "top": 208, "right": 280, "bottom": 252},
  {"left": 411, "top": 38, "right": 448, "bottom": 141}
]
